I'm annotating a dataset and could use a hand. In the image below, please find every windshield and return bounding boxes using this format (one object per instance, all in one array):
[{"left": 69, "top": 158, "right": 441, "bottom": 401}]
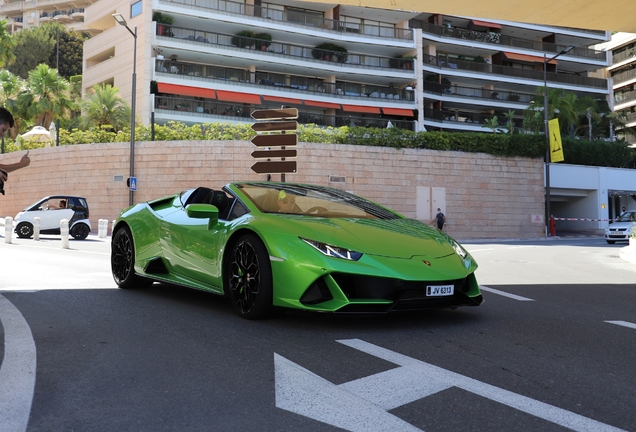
[
  {"left": 238, "top": 183, "right": 400, "bottom": 220},
  {"left": 616, "top": 211, "right": 636, "bottom": 222}
]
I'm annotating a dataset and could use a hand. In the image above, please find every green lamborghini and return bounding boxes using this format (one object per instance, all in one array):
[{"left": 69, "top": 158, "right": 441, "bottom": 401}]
[{"left": 111, "top": 182, "right": 483, "bottom": 319}]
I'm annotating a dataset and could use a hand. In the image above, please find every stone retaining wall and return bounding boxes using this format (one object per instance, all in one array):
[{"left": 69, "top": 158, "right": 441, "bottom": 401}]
[{"left": 0, "top": 140, "right": 545, "bottom": 239}]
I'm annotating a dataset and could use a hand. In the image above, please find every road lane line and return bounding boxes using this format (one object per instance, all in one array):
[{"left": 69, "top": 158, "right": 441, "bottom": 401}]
[
  {"left": 605, "top": 320, "right": 636, "bottom": 330},
  {"left": 480, "top": 286, "right": 534, "bottom": 301},
  {"left": 0, "top": 294, "right": 36, "bottom": 432}
]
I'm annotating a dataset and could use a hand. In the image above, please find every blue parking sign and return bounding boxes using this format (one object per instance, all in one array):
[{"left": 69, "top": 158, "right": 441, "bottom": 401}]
[{"left": 130, "top": 177, "right": 137, "bottom": 191}]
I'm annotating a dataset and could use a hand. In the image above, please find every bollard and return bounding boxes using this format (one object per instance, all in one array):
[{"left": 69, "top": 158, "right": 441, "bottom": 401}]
[
  {"left": 98, "top": 219, "right": 107, "bottom": 238},
  {"left": 549, "top": 216, "right": 556, "bottom": 236},
  {"left": 34, "top": 217, "right": 40, "bottom": 241},
  {"left": 4, "top": 216, "right": 12, "bottom": 244},
  {"left": 60, "top": 219, "right": 69, "bottom": 249}
]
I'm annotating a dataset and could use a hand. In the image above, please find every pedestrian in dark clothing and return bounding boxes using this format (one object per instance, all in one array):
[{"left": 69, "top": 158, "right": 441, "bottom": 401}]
[{"left": 435, "top": 208, "right": 446, "bottom": 230}]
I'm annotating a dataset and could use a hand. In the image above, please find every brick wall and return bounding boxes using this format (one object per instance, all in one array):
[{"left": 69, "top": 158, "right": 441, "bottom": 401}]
[{"left": 0, "top": 140, "right": 545, "bottom": 239}]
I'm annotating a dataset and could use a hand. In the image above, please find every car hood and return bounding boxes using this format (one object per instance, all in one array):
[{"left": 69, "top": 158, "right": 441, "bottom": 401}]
[
  {"left": 607, "top": 221, "right": 635, "bottom": 230},
  {"left": 261, "top": 215, "right": 457, "bottom": 259}
]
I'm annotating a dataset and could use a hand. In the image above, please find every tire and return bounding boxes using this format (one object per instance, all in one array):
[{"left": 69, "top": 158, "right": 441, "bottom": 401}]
[
  {"left": 606, "top": 240, "right": 616, "bottom": 244},
  {"left": 226, "top": 233, "right": 273, "bottom": 319},
  {"left": 111, "top": 226, "right": 153, "bottom": 289},
  {"left": 70, "top": 223, "right": 90, "bottom": 240},
  {"left": 16, "top": 222, "right": 33, "bottom": 239}
]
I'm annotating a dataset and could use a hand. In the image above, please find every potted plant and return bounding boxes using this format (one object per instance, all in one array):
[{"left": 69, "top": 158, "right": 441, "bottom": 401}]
[
  {"left": 312, "top": 42, "right": 348, "bottom": 63},
  {"left": 153, "top": 12, "right": 174, "bottom": 36},
  {"left": 231, "top": 30, "right": 256, "bottom": 49},
  {"left": 508, "top": 93, "right": 520, "bottom": 102},
  {"left": 254, "top": 33, "right": 272, "bottom": 51}
]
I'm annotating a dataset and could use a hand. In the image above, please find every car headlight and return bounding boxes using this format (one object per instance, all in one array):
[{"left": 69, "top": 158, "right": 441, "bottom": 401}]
[
  {"left": 300, "top": 238, "right": 363, "bottom": 261},
  {"left": 452, "top": 241, "right": 467, "bottom": 259}
]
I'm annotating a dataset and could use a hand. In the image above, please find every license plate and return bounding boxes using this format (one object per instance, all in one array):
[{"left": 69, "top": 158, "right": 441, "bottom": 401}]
[{"left": 426, "top": 285, "right": 454, "bottom": 297}]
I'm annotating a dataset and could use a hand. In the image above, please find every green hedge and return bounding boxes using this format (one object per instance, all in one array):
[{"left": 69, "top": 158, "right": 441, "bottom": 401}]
[{"left": 2, "top": 122, "right": 633, "bottom": 169}]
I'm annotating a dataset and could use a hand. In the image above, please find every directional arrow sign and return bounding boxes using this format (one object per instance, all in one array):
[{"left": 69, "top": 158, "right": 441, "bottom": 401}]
[
  {"left": 251, "top": 107, "right": 298, "bottom": 120},
  {"left": 252, "top": 121, "right": 297, "bottom": 133},
  {"left": 251, "top": 134, "right": 297, "bottom": 148},
  {"left": 251, "top": 149, "right": 297, "bottom": 159},
  {"left": 251, "top": 161, "right": 297, "bottom": 174}
]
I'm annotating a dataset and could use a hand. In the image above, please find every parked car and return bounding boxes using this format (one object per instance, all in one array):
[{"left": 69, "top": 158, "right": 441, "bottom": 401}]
[
  {"left": 14, "top": 195, "right": 91, "bottom": 240},
  {"left": 111, "top": 182, "right": 483, "bottom": 319},
  {"left": 605, "top": 210, "right": 636, "bottom": 244}
]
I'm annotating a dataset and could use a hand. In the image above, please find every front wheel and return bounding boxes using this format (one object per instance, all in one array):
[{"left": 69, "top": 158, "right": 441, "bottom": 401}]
[
  {"left": 70, "top": 223, "right": 90, "bottom": 240},
  {"left": 226, "top": 233, "right": 273, "bottom": 319},
  {"left": 111, "top": 226, "right": 153, "bottom": 289},
  {"left": 16, "top": 222, "right": 33, "bottom": 238}
]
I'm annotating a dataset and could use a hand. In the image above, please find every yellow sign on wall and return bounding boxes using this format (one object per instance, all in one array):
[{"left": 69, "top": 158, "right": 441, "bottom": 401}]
[{"left": 548, "top": 118, "right": 564, "bottom": 163}]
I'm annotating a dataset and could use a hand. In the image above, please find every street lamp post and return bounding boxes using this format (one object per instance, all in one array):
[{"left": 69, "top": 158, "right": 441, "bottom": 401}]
[
  {"left": 113, "top": 13, "right": 137, "bottom": 206},
  {"left": 543, "top": 44, "right": 575, "bottom": 236}
]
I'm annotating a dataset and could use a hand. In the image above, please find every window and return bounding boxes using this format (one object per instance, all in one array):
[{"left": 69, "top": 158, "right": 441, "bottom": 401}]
[{"left": 131, "top": 0, "right": 142, "bottom": 18}]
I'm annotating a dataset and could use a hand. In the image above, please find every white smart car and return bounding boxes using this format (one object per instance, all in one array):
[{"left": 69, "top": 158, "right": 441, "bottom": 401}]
[
  {"left": 14, "top": 195, "right": 92, "bottom": 240},
  {"left": 604, "top": 210, "right": 636, "bottom": 244}
]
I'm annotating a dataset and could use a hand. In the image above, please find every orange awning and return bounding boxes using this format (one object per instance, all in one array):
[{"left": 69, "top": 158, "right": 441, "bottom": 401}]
[
  {"left": 503, "top": 52, "right": 558, "bottom": 64},
  {"left": 157, "top": 83, "right": 216, "bottom": 99},
  {"left": 262, "top": 95, "right": 303, "bottom": 105},
  {"left": 215, "top": 90, "right": 262, "bottom": 104},
  {"left": 471, "top": 20, "right": 502, "bottom": 29},
  {"left": 341, "top": 105, "right": 381, "bottom": 114},
  {"left": 304, "top": 100, "right": 341, "bottom": 109},
  {"left": 382, "top": 108, "right": 415, "bottom": 117}
]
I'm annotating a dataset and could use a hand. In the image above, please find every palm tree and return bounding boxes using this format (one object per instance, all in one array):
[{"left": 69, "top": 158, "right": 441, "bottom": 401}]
[
  {"left": 523, "top": 87, "right": 579, "bottom": 136},
  {"left": 482, "top": 116, "right": 502, "bottom": 133},
  {"left": 0, "top": 20, "right": 16, "bottom": 68},
  {"left": 0, "top": 69, "right": 26, "bottom": 138},
  {"left": 80, "top": 84, "right": 131, "bottom": 131},
  {"left": 15, "top": 63, "right": 73, "bottom": 127}
]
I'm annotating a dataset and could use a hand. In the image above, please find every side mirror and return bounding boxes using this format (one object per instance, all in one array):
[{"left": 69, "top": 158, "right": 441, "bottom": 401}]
[{"left": 186, "top": 203, "right": 219, "bottom": 229}]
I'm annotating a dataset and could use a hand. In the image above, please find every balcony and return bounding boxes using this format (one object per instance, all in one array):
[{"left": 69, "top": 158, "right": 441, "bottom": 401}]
[
  {"left": 613, "top": 68, "right": 636, "bottom": 87},
  {"left": 423, "top": 108, "right": 521, "bottom": 130},
  {"left": 157, "top": 26, "right": 415, "bottom": 72},
  {"left": 420, "top": 21, "right": 606, "bottom": 62},
  {"left": 155, "top": 60, "right": 415, "bottom": 102},
  {"left": 423, "top": 54, "right": 607, "bottom": 90},
  {"left": 154, "top": 96, "right": 416, "bottom": 130},
  {"left": 423, "top": 81, "right": 535, "bottom": 104},
  {"left": 615, "top": 90, "right": 636, "bottom": 106},
  {"left": 160, "top": 0, "right": 413, "bottom": 41}
]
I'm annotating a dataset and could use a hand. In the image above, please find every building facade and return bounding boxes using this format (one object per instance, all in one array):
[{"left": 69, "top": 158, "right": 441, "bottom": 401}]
[
  {"left": 0, "top": 0, "right": 96, "bottom": 35},
  {"left": 80, "top": 0, "right": 610, "bottom": 134}
]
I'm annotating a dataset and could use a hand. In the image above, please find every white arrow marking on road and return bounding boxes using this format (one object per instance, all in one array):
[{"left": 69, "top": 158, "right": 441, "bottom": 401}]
[
  {"left": 605, "top": 320, "right": 636, "bottom": 330},
  {"left": 275, "top": 338, "right": 625, "bottom": 432},
  {"left": 0, "top": 294, "right": 36, "bottom": 432}
]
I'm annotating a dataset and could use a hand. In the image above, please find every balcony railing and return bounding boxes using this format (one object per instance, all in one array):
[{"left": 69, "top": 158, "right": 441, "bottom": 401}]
[
  {"left": 423, "top": 81, "right": 535, "bottom": 104},
  {"left": 156, "top": 60, "right": 415, "bottom": 101},
  {"left": 161, "top": 0, "right": 413, "bottom": 40},
  {"left": 612, "top": 48, "right": 636, "bottom": 65},
  {"left": 423, "top": 54, "right": 607, "bottom": 89},
  {"left": 615, "top": 90, "right": 636, "bottom": 105},
  {"left": 420, "top": 22, "right": 605, "bottom": 62},
  {"left": 612, "top": 68, "right": 636, "bottom": 86},
  {"left": 158, "top": 26, "right": 414, "bottom": 71},
  {"left": 424, "top": 108, "right": 521, "bottom": 128},
  {"left": 154, "top": 96, "right": 416, "bottom": 130}
]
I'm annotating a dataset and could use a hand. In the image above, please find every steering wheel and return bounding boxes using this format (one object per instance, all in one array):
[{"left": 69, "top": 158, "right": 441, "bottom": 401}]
[{"left": 305, "top": 206, "right": 328, "bottom": 216}]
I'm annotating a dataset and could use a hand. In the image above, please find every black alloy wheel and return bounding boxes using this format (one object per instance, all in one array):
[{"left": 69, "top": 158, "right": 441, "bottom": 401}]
[
  {"left": 111, "top": 226, "right": 152, "bottom": 288},
  {"left": 227, "top": 233, "right": 273, "bottom": 319},
  {"left": 70, "top": 223, "right": 90, "bottom": 240},
  {"left": 16, "top": 222, "right": 33, "bottom": 238}
]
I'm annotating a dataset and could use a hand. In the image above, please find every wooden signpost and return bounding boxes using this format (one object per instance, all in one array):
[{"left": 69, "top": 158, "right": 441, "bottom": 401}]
[{"left": 250, "top": 108, "right": 299, "bottom": 179}]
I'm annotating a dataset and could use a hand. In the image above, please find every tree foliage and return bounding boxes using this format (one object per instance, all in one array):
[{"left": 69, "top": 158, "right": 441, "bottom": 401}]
[
  {"left": 0, "top": 19, "right": 16, "bottom": 68},
  {"left": 81, "top": 84, "right": 131, "bottom": 131},
  {"left": 15, "top": 63, "right": 72, "bottom": 127},
  {"left": 44, "top": 24, "right": 88, "bottom": 79}
]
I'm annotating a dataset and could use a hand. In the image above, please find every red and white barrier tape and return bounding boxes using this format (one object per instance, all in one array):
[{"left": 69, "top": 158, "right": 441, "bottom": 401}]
[{"left": 552, "top": 217, "right": 614, "bottom": 222}]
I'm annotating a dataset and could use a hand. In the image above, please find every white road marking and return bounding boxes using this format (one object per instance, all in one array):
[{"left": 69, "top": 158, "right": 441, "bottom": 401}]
[
  {"left": 480, "top": 285, "right": 534, "bottom": 301},
  {"left": 276, "top": 339, "right": 625, "bottom": 432},
  {"left": 0, "top": 294, "right": 36, "bottom": 432},
  {"left": 605, "top": 320, "right": 636, "bottom": 330}
]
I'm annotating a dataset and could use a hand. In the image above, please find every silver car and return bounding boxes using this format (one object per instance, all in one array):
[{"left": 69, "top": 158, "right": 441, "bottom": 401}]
[
  {"left": 14, "top": 195, "right": 91, "bottom": 240},
  {"left": 605, "top": 211, "right": 636, "bottom": 244}
]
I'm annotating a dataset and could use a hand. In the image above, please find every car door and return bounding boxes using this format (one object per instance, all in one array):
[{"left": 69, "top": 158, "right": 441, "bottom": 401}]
[
  {"left": 159, "top": 204, "right": 231, "bottom": 293},
  {"left": 38, "top": 198, "right": 74, "bottom": 231}
]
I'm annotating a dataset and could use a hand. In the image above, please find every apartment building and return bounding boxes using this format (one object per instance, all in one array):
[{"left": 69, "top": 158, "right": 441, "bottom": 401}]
[
  {"left": 598, "top": 33, "right": 636, "bottom": 146},
  {"left": 79, "top": 0, "right": 610, "bottom": 133},
  {"left": 0, "top": 0, "right": 95, "bottom": 35}
]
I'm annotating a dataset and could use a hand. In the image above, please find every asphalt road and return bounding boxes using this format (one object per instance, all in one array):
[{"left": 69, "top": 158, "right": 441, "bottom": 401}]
[{"left": 0, "top": 235, "right": 635, "bottom": 432}]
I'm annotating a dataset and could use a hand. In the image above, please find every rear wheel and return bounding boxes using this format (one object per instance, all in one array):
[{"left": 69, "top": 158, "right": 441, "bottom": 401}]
[
  {"left": 226, "top": 233, "right": 273, "bottom": 319},
  {"left": 111, "top": 226, "right": 152, "bottom": 288},
  {"left": 70, "top": 223, "right": 90, "bottom": 240},
  {"left": 16, "top": 222, "right": 33, "bottom": 238}
]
